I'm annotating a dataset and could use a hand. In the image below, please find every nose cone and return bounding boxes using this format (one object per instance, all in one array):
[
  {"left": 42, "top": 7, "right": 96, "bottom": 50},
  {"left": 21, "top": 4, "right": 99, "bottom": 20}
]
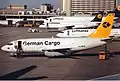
[
  {"left": 56, "top": 33, "right": 62, "bottom": 37},
  {"left": 1, "top": 45, "right": 9, "bottom": 51}
]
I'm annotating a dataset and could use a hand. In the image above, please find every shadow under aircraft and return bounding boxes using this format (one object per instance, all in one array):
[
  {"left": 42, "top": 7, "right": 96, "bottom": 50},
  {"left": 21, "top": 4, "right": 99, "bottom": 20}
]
[{"left": 0, "top": 65, "right": 48, "bottom": 80}]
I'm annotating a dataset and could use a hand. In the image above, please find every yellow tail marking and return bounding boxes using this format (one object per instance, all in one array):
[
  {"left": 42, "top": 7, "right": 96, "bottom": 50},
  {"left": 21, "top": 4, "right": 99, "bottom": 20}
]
[{"left": 88, "top": 13, "right": 115, "bottom": 38}]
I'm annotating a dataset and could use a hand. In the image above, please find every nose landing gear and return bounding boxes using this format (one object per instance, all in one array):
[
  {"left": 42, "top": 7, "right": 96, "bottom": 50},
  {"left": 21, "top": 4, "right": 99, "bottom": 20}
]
[{"left": 16, "top": 48, "right": 23, "bottom": 58}]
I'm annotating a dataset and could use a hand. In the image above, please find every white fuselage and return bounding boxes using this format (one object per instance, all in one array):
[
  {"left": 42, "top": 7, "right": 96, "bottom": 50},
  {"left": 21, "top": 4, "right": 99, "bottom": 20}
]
[
  {"left": 56, "top": 29, "right": 120, "bottom": 37},
  {"left": 39, "top": 21, "right": 98, "bottom": 28},
  {"left": 1, "top": 38, "right": 106, "bottom": 54},
  {"left": 39, "top": 16, "right": 106, "bottom": 29},
  {"left": 45, "top": 16, "right": 120, "bottom": 23},
  {"left": 45, "top": 16, "right": 103, "bottom": 23},
  {"left": 40, "top": 16, "right": 119, "bottom": 29}
]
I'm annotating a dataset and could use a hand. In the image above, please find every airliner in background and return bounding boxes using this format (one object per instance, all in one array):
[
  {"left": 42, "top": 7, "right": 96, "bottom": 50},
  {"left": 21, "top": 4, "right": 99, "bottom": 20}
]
[
  {"left": 39, "top": 11, "right": 104, "bottom": 29},
  {"left": 56, "top": 28, "right": 120, "bottom": 38},
  {"left": 39, "top": 7, "right": 120, "bottom": 30},
  {"left": 56, "top": 7, "right": 120, "bottom": 38},
  {"left": 1, "top": 13, "right": 115, "bottom": 57},
  {"left": 45, "top": 6, "right": 120, "bottom": 23}
]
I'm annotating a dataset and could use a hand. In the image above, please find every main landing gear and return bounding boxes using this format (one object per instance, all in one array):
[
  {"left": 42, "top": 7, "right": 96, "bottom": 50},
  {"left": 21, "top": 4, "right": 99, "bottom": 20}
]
[{"left": 104, "top": 44, "right": 114, "bottom": 57}]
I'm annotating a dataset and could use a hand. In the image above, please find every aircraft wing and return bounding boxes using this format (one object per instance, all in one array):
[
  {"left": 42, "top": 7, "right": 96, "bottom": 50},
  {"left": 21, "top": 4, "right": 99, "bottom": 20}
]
[
  {"left": 101, "top": 38, "right": 113, "bottom": 42},
  {"left": 101, "top": 36, "right": 120, "bottom": 42},
  {"left": 73, "top": 23, "right": 98, "bottom": 29},
  {"left": 58, "top": 25, "right": 75, "bottom": 31}
]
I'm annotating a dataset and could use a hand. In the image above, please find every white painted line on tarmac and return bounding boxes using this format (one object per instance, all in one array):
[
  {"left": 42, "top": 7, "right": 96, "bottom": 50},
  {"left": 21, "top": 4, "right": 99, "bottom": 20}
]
[{"left": 89, "top": 73, "right": 120, "bottom": 80}]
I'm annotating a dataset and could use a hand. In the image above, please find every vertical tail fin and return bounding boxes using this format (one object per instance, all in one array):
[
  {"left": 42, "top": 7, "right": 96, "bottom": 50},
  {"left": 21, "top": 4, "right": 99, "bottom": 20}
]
[
  {"left": 108, "top": 6, "right": 120, "bottom": 17},
  {"left": 89, "top": 13, "right": 115, "bottom": 38},
  {"left": 114, "top": 6, "right": 120, "bottom": 17},
  {"left": 91, "top": 11, "right": 104, "bottom": 22}
]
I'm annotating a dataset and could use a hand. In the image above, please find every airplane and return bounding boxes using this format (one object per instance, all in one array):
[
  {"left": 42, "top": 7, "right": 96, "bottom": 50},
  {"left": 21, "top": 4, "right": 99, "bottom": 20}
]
[
  {"left": 39, "top": 11, "right": 104, "bottom": 29},
  {"left": 56, "top": 28, "right": 120, "bottom": 38},
  {"left": 44, "top": 11, "right": 104, "bottom": 23},
  {"left": 39, "top": 6, "right": 120, "bottom": 30},
  {"left": 45, "top": 6, "right": 120, "bottom": 23},
  {"left": 1, "top": 13, "right": 115, "bottom": 57}
]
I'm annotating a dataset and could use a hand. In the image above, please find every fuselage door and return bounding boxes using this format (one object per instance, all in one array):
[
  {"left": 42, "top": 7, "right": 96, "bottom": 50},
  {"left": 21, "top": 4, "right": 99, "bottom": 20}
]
[{"left": 18, "top": 41, "right": 22, "bottom": 49}]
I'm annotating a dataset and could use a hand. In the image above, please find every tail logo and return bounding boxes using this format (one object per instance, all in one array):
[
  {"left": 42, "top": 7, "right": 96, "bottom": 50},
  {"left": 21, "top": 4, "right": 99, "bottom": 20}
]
[
  {"left": 102, "top": 22, "right": 111, "bottom": 28},
  {"left": 97, "top": 14, "right": 102, "bottom": 19},
  {"left": 117, "top": 6, "right": 120, "bottom": 11}
]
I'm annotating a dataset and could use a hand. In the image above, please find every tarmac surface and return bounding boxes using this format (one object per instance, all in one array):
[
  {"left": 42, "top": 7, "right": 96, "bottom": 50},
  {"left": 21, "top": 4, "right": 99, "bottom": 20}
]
[{"left": 1, "top": 27, "right": 120, "bottom": 80}]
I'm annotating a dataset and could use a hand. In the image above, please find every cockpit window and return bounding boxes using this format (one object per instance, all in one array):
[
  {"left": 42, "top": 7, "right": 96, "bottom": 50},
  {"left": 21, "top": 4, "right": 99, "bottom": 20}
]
[
  {"left": 7, "top": 43, "right": 13, "bottom": 45},
  {"left": 60, "top": 31, "right": 64, "bottom": 33}
]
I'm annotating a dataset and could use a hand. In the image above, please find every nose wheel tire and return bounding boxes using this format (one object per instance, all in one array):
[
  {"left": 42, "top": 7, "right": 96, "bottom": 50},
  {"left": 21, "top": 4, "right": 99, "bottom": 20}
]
[{"left": 16, "top": 49, "right": 23, "bottom": 58}]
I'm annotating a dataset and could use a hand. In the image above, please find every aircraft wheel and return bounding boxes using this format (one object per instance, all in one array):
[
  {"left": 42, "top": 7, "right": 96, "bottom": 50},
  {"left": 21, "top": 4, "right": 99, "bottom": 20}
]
[
  {"left": 30, "top": 30, "right": 32, "bottom": 32},
  {"left": 34, "top": 30, "right": 37, "bottom": 32},
  {"left": 15, "top": 22, "right": 20, "bottom": 27},
  {"left": 64, "top": 50, "right": 72, "bottom": 57},
  {"left": 16, "top": 49, "right": 22, "bottom": 58}
]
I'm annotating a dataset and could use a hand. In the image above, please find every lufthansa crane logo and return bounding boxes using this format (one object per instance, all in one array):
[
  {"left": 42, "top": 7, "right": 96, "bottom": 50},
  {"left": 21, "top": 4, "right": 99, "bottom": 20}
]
[
  {"left": 102, "top": 22, "right": 111, "bottom": 28},
  {"left": 97, "top": 14, "right": 102, "bottom": 19},
  {"left": 117, "top": 6, "right": 120, "bottom": 11}
]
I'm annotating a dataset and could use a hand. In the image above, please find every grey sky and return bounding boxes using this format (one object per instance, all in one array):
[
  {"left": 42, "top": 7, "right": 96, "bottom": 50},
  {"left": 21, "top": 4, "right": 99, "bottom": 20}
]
[{"left": 0, "top": 0, "right": 9, "bottom": 8}]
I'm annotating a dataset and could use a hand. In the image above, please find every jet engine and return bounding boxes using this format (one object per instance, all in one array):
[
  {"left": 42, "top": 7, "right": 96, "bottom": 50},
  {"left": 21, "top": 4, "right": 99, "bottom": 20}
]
[
  {"left": 44, "top": 50, "right": 72, "bottom": 57},
  {"left": 44, "top": 51, "right": 64, "bottom": 57}
]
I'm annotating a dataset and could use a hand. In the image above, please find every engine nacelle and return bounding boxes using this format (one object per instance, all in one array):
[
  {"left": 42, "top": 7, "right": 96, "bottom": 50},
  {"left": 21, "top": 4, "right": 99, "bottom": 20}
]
[{"left": 44, "top": 51, "right": 64, "bottom": 57}]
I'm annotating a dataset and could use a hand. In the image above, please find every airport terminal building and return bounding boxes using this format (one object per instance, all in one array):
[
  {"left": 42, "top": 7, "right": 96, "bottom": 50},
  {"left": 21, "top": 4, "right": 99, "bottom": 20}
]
[{"left": 62, "top": 0, "right": 116, "bottom": 16}]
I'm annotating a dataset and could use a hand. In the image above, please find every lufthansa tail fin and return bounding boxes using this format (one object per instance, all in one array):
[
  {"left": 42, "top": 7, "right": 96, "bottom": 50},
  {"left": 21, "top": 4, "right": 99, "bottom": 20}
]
[
  {"left": 91, "top": 11, "right": 104, "bottom": 22},
  {"left": 89, "top": 13, "right": 115, "bottom": 38},
  {"left": 108, "top": 6, "right": 120, "bottom": 17},
  {"left": 114, "top": 6, "right": 120, "bottom": 17}
]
